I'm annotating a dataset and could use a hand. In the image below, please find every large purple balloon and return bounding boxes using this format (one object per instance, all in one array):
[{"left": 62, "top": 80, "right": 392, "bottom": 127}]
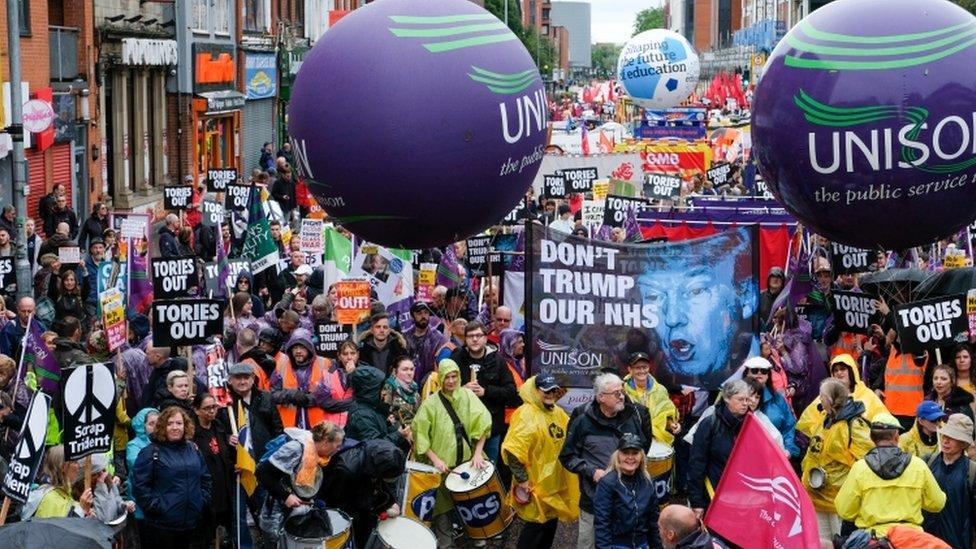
[
  {"left": 753, "top": 0, "right": 976, "bottom": 250},
  {"left": 288, "top": 0, "right": 547, "bottom": 249}
]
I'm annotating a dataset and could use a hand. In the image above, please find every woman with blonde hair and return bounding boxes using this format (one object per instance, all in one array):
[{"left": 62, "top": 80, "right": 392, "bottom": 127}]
[
  {"left": 593, "top": 433, "right": 660, "bottom": 549},
  {"left": 22, "top": 444, "right": 94, "bottom": 519},
  {"left": 801, "top": 378, "right": 873, "bottom": 540}
]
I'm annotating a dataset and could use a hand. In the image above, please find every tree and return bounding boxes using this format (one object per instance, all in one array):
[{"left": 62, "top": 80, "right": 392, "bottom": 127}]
[
  {"left": 592, "top": 43, "right": 622, "bottom": 78},
  {"left": 952, "top": 0, "right": 976, "bottom": 13},
  {"left": 633, "top": 7, "right": 665, "bottom": 36}
]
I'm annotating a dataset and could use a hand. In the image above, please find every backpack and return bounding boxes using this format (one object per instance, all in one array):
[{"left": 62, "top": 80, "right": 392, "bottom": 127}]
[{"left": 259, "top": 433, "right": 290, "bottom": 465}]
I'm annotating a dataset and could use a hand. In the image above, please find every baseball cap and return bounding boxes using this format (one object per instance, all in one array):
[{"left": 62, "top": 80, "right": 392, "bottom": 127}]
[
  {"left": 295, "top": 265, "right": 313, "bottom": 276},
  {"left": 536, "top": 374, "right": 560, "bottom": 392},
  {"left": 767, "top": 266, "right": 785, "bottom": 279},
  {"left": 870, "top": 412, "right": 904, "bottom": 431},
  {"left": 617, "top": 433, "right": 643, "bottom": 451},
  {"left": 916, "top": 400, "right": 949, "bottom": 422},
  {"left": 88, "top": 237, "right": 104, "bottom": 249},
  {"left": 410, "top": 301, "right": 434, "bottom": 314},
  {"left": 628, "top": 351, "right": 651, "bottom": 366},
  {"left": 228, "top": 363, "right": 255, "bottom": 376}
]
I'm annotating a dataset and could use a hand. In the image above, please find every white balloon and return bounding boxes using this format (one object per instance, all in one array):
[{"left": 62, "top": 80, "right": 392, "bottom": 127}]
[{"left": 617, "top": 29, "right": 700, "bottom": 109}]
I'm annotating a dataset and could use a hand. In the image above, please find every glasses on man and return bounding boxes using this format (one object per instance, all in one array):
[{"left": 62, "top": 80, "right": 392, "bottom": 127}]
[
  {"left": 601, "top": 390, "right": 624, "bottom": 399},
  {"left": 746, "top": 368, "right": 769, "bottom": 375}
]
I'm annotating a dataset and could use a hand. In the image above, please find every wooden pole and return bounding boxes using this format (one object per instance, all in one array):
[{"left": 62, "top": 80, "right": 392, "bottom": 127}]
[
  {"left": 84, "top": 454, "right": 92, "bottom": 493},
  {"left": 0, "top": 496, "right": 10, "bottom": 525}
]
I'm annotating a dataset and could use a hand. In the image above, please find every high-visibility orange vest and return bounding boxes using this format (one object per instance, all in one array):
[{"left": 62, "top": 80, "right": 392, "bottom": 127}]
[
  {"left": 830, "top": 332, "right": 863, "bottom": 360},
  {"left": 883, "top": 347, "right": 927, "bottom": 416},
  {"left": 275, "top": 353, "right": 330, "bottom": 429},
  {"left": 503, "top": 362, "right": 525, "bottom": 424},
  {"left": 240, "top": 357, "right": 271, "bottom": 392},
  {"left": 321, "top": 367, "right": 353, "bottom": 427}
]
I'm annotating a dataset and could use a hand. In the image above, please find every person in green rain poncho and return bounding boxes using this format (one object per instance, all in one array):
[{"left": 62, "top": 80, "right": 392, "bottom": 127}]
[{"left": 412, "top": 358, "right": 492, "bottom": 549}]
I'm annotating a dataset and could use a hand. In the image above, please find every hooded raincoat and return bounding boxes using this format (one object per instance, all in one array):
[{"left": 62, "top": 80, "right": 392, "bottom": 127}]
[
  {"left": 898, "top": 422, "right": 940, "bottom": 458},
  {"left": 501, "top": 376, "right": 580, "bottom": 524},
  {"left": 412, "top": 359, "right": 492, "bottom": 516},
  {"left": 623, "top": 373, "right": 679, "bottom": 446},
  {"left": 125, "top": 407, "right": 159, "bottom": 520},
  {"left": 800, "top": 398, "right": 874, "bottom": 513},
  {"left": 797, "top": 354, "right": 888, "bottom": 437},
  {"left": 835, "top": 446, "right": 946, "bottom": 536}
]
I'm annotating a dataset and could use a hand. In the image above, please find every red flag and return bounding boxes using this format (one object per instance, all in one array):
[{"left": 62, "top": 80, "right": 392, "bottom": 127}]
[
  {"left": 581, "top": 124, "right": 591, "bottom": 156},
  {"left": 598, "top": 130, "right": 614, "bottom": 154},
  {"left": 705, "top": 414, "right": 820, "bottom": 549}
]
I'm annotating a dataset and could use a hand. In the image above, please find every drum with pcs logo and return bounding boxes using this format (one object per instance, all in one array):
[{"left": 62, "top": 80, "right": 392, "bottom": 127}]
[{"left": 444, "top": 460, "right": 514, "bottom": 539}]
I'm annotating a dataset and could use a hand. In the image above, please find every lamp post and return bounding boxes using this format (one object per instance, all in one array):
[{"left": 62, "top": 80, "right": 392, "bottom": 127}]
[
  {"left": 76, "top": 85, "right": 90, "bottom": 219},
  {"left": 6, "top": 0, "right": 31, "bottom": 300}
]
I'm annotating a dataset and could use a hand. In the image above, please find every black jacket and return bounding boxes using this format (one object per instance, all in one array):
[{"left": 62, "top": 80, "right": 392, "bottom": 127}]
[
  {"left": 44, "top": 207, "right": 78, "bottom": 239},
  {"left": 271, "top": 175, "right": 296, "bottom": 212},
  {"left": 927, "top": 387, "right": 975, "bottom": 422},
  {"left": 53, "top": 337, "right": 93, "bottom": 368},
  {"left": 132, "top": 438, "right": 213, "bottom": 531},
  {"left": 158, "top": 225, "right": 180, "bottom": 258},
  {"left": 358, "top": 332, "right": 410, "bottom": 377},
  {"left": 687, "top": 402, "right": 745, "bottom": 509},
  {"left": 344, "top": 366, "right": 408, "bottom": 451},
  {"left": 450, "top": 346, "right": 519, "bottom": 437},
  {"left": 558, "top": 399, "right": 652, "bottom": 513},
  {"left": 78, "top": 214, "right": 107, "bottom": 250},
  {"left": 594, "top": 471, "right": 662, "bottom": 549},
  {"left": 192, "top": 419, "right": 235, "bottom": 514},
  {"left": 141, "top": 358, "right": 206, "bottom": 410},
  {"left": 318, "top": 439, "right": 405, "bottom": 518},
  {"left": 217, "top": 388, "right": 283, "bottom": 460}
]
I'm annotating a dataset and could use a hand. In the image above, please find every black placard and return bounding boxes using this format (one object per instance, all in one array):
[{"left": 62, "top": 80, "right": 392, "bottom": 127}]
[
  {"left": 500, "top": 203, "right": 522, "bottom": 226},
  {"left": 203, "top": 259, "right": 251, "bottom": 296},
  {"left": 61, "top": 362, "right": 117, "bottom": 460},
  {"left": 894, "top": 294, "right": 968, "bottom": 354},
  {"left": 163, "top": 186, "right": 193, "bottom": 210},
  {"left": 603, "top": 195, "right": 646, "bottom": 228},
  {"left": 707, "top": 162, "right": 732, "bottom": 186},
  {"left": 225, "top": 184, "right": 251, "bottom": 211},
  {"left": 829, "top": 242, "right": 874, "bottom": 275},
  {"left": 151, "top": 299, "right": 224, "bottom": 347},
  {"left": 2, "top": 393, "right": 50, "bottom": 503},
  {"left": 830, "top": 290, "right": 878, "bottom": 335},
  {"left": 202, "top": 200, "right": 224, "bottom": 227},
  {"left": 543, "top": 173, "right": 567, "bottom": 199},
  {"left": 315, "top": 322, "right": 353, "bottom": 359},
  {"left": 465, "top": 235, "right": 503, "bottom": 278},
  {"left": 0, "top": 256, "right": 15, "bottom": 295},
  {"left": 207, "top": 168, "right": 238, "bottom": 192},
  {"left": 644, "top": 173, "right": 682, "bottom": 200},
  {"left": 151, "top": 257, "right": 198, "bottom": 299},
  {"left": 561, "top": 167, "right": 598, "bottom": 193}
]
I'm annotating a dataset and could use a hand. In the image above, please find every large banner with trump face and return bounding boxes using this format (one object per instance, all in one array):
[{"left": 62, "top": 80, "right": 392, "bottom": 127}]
[{"left": 530, "top": 225, "right": 759, "bottom": 390}]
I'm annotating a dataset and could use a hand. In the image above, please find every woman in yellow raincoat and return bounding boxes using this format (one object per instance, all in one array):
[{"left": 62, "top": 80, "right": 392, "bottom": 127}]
[
  {"left": 797, "top": 353, "right": 888, "bottom": 437},
  {"left": 801, "top": 378, "right": 874, "bottom": 540},
  {"left": 502, "top": 374, "right": 579, "bottom": 549}
]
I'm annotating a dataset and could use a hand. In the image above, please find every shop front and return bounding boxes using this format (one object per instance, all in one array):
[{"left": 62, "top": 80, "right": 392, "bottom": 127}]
[{"left": 193, "top": 44, "right": 243, "bottom": 180}]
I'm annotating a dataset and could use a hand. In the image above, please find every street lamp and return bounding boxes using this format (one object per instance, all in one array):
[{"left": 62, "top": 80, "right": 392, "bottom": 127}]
[{"left": 75, "top": 83, "right": 91, "bottom": 217}]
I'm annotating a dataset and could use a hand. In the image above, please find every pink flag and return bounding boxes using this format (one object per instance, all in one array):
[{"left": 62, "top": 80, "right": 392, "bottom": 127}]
[{"left": 704, "top": 414, "right": 820, "bottom": 548}]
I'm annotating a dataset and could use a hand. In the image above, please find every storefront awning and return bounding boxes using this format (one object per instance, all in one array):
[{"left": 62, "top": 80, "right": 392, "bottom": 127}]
[{"left": 199, "top": 90, "right": 245, "bottom": 114}]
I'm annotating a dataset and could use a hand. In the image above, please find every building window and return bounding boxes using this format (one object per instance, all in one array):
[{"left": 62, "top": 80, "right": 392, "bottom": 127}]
[
  {"left": 17, "top": 0, "right": 30, "bottom": 36},
  {"left": 244, "top": 0, "right": 269, "bottom": 32},
  {"left": 191, "top": 0, "right": 209, "bottom": 32},
  {"left": 214, "top": 0, "right": 231, "bottom": 34}
]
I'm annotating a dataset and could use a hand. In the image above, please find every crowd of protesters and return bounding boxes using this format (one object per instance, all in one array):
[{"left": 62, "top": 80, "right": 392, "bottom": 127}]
[{"left": 0, "top": 154, "right": 974, "bottom": 549}]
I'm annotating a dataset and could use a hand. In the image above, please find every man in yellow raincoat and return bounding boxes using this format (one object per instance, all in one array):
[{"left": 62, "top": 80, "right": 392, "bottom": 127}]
[
  {"left": 835, "top": 412, "right": 945, "bottom": 537},
  {"left": 502, "top": 374, "right": 580, "bottom": 549},
  {"left": 797, "top": 353, "right": 888, "bottom": 437},
  {"left": 412, "top": 359, "right": 492, "bottom": 548}
]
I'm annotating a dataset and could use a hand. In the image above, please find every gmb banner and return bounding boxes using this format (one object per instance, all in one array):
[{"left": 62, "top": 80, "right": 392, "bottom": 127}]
[{"left": 530, "top": 226, "right": 758, "bottom": 389}]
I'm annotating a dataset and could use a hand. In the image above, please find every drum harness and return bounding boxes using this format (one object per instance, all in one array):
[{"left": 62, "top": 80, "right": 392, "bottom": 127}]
[{"left": 438, "top": 392, "right": 471, "bottom": 468}]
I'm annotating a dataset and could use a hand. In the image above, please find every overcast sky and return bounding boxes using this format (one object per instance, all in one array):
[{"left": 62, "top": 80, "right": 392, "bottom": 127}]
[{"left": 554, "top": 0, "right": 664, "bottom": 44}]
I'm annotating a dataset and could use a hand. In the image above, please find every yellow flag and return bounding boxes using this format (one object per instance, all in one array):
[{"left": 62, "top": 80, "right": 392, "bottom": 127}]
[{"left": 236, "top": 399, "right": 258, "bottom": 496}]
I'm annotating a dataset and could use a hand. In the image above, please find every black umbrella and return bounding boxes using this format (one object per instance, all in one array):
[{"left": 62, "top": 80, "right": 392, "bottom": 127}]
[
  {"left": 914, "top": 267, "right": 976, "bottom": 299},
  {"left": 859, "top": 268, "right": 931, "bottom": 305},
  {"left": 0, "top": 518, "right": 114, "bottom": 549}
]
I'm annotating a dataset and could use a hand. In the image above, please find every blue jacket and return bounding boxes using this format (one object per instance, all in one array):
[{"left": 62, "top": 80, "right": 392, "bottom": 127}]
[
  {"left": 0, "top": 321, "right": 26, "bottom": 360},
  {"left": 158, "top": 226, "right": 180, "bottom": 258},
  {"left": 84, "top": 254, "right": 100, "bottom": 306},
  {"left": 594, "top": 471, "right": 662, "bottom": 549},
  {"left": 132, "top": 438, "right": 212, "bottom": 531},
  {"left": 125, "top": 408, "right": 158, "bottom": 520},
  {"left": 760, "top": 387, "right": 800, "bottom": 458}
]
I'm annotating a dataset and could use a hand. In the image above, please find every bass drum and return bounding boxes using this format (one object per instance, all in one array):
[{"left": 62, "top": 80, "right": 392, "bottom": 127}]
[{"left": 365, "top": 517, "right": 437, "bottom": 549}]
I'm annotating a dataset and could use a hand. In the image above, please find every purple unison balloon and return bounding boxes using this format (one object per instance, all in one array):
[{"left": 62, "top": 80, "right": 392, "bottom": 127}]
[
  {"left": 752, "top": 0, "right": 976, "bottom": 250},
  {"left": 288, "top": 0, "right": 547, "bottom": 249}
]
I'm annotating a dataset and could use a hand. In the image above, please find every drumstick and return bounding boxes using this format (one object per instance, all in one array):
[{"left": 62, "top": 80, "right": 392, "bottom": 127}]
[
  {"left": 448, "top": 470, "right": 471, "bottom": 480},
  {"left": 470, "top": 364, "right": 480, "bottom": 384}
]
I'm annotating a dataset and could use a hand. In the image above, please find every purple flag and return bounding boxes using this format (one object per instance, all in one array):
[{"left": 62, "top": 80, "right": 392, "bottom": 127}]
[
  {"left": 624, "top": 206, "right": 643, "bottom": 242},
  {"left": 24, "top": 317, "right": 58, "bottom": 399},
  {"left": 436, "top": 243, "right": 462, "bottom": 288},
  {"left": 129, "top": 243, "right": 154, "bottom": 315},
  {"left": 509, "top": 229, "right": 526, "bottom": 273}
]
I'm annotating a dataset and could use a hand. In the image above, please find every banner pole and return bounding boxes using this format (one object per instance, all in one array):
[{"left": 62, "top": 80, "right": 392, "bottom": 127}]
[
  {"left": 0, "top": 496, "right": 9, "bottom": 525},
  {"left": 10, "top": 313, "right": 32, "bottom": 412},
  {"left": 84, "top": 454, "right": 92, "bottom": 493},
  {"left": 524, "top": 221, "right": 534, "bottom": 376}
]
